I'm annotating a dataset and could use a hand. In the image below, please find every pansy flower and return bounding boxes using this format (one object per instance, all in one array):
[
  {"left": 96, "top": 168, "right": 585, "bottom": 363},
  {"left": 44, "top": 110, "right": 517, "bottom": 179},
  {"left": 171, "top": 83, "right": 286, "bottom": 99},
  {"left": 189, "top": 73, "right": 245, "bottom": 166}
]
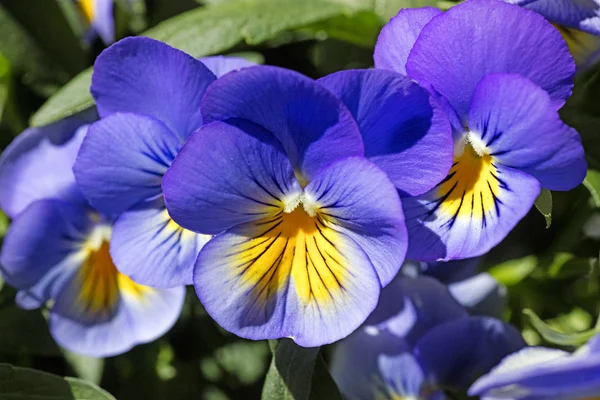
[
  {"left": 0, "top": 113, "right": 184, "bottom": 357},
  {"left": 162, "top": 65, "right": 421, "bottom": 346},
  {"left": 76, "top": 0, "right": 115, "bottom": 45},
  {"left": 374, "top": 0, "right": 587, "bottom": 261},
  {"left": 331, "top": 273, "right": 525, "bottom": 399},
  {"left": 470, "top": 332, "right": 600, "bottom": 399},
  {"left": 506, "top": 0, "right": 600, "bottom": 71},
  {"left": 74, "top": 37, "right": 253, "bottom": 288}
]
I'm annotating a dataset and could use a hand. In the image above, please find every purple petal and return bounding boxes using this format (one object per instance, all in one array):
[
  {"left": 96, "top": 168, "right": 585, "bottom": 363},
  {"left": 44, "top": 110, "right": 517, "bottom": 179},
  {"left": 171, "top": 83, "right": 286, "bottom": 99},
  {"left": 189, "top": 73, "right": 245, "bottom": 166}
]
[
  {"left": 468, "top": 73, "right": 586, "bottom": 191},
  {"left": 318, "top": 69, "right": 452, "bottom": 196},
  {"left": 406, "top": 0, "right": 575, "bottom": 120},
  {"left": 507, "top": 0, "right": 600, "bottom": 35},
  {"left": 0, "top": 112, "right": 95, "bottom": 218},
  {"left": 200, "top": 65, "right": 364, "bottom": 180},
  {"left": 374, "top": 7, "right": 441, "bottom": 74},
  {"left": 74, "top": 113, "right": 180, "bottom": 216},
  {"left": 415, "top": 316, "right": 526, "bottom": 390},
  {"left": 404, "top": 163, "right": 541, "bottom": 261},
  {"left": 92, "top": 37, "right": 216, "bottom": 141},
  {"left": 110, "top": 196, "right": 209, "bottom": 288}
]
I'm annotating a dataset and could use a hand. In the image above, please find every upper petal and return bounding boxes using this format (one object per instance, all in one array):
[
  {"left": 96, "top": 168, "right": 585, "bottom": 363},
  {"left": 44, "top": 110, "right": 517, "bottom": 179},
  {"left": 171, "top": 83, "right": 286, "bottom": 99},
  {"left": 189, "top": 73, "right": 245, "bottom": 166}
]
[
  {"left": 90, "top": 0, "right": 115, "bottom": 45},
  {"left": 91, "top": 37, "right": 216, "bottom": 141},
  {"left": 374, "top": 7, "right": 442, "bottom": 74},
  {"left": 468, "top": 73, "right": 586, "bottom": 191},
  {"left": 163, "top": 119, "right": 300, "bottom": 235},
  {"left": 318, "top": 69, "right": 452, "bottom": 196},
  {"left": 74, "top": 113, "right": 181, "bottom": 216},
  {"left": 200, "top": 65, "right": 364, "bottom": 180},
  {"left": 415, "top": 316, "right": 527, "bottom": 391},
  {"left": 199, "top": 55, "right": 256, "bottom": 77},
  {"left": 406, "top": 0, "right": 575, "bottom": 120},
  {"left": 0, "top": 111, "right": 96, "bottom": 218}
]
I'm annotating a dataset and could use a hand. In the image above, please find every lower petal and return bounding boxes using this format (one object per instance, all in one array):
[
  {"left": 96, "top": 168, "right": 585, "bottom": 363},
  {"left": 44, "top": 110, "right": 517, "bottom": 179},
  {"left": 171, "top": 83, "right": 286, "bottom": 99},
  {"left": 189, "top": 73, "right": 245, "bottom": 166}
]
[
  {"left": 193, "top": 211, "right": 381, "bottom": 347},
  {"left": 111, "top": 197, "right": 209, "bottom": 288},
  {"left": 404, "top": 159, "right": 541, "bottom": 261}
]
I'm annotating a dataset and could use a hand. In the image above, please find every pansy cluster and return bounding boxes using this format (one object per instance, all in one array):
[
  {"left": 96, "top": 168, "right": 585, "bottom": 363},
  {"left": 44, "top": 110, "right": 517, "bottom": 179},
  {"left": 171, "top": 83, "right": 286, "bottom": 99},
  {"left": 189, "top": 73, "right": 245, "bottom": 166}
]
[{"left": 0, "top": 0, "right": 598, "bottom": 397}]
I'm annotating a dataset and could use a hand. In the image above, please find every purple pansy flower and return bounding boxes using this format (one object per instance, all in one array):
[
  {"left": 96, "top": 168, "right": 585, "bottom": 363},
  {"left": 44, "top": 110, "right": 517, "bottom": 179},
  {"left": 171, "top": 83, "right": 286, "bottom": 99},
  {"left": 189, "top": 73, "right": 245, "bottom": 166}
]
[
  {"left": 331, "top": 273, "right": 525, "bottom": 399},
  {"left": 73, "top": 37, "right": 253, "bottom": 288},
  {"left": 161, "top": 62, "right": 448, "bottom": 346},
  {"left": 0, "top": 113, "right": 184, "bottom": 357},
  {"left": 506, "top": 0, "right": 600, "bottom": 71},
  {"left": 470, "top": 332, "right": 600, "bottom": 399},
  {"left": 375, "top": 0, "right": 586, "bottom": 261}
]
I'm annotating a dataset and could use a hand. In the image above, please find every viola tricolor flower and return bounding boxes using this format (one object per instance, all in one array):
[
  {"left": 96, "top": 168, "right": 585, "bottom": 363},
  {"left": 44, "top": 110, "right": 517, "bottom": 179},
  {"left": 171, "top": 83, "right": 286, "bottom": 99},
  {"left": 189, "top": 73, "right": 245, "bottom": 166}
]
[
  {"left": 506, "top": 0, "right": 600, "bottom": 71},
  {"left": 160, "top": 63, "right": 445, "bottom": 346},
  {"left": 470, "top": 332, "right": 600, "bottom": 399},
  {"left": 0, "top": 113, "right": 184, "bottom": 357},
  {"left": 74, "top": 37, "right": 253, "bottom": 288},
  {"left": 375, "top": 0, "right": 587, "bottom": 261},
  {"left": 331, "top": 274, "right": 526, "bottom": 399},
  {"left": 76, "top": 0, "right": 115, "bottom": 45}
]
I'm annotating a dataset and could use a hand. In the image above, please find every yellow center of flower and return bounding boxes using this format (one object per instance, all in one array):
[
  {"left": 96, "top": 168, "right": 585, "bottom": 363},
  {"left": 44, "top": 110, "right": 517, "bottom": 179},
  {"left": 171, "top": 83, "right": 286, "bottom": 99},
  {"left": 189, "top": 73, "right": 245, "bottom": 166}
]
[
  {"left": 77, "top": 224, "right": 151, "bottom": 315},
  {"left": 235, "top": 194, "right": 346, "bottom": 307},
  {"left": 437, "top": 133, "right": 500, "bottom": 220},
  {"left": 78, "top": 0, "right": 95, "bottom": 23}
]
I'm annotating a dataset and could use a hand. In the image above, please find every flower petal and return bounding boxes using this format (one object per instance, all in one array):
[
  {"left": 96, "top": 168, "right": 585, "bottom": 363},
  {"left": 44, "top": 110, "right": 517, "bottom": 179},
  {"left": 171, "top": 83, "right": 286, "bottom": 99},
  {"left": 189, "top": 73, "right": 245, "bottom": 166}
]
[
  {"left": 415, "top": 316, "right": 527, "bottom": 391},
  {"left": 0, "top": 111, "right": 95, "bottom": 218},
  {"left": 0, "top": 200, "right": 92, "bottom": 304},
  {"left": 91, "top": 37, "right": 215, "bottom": 141},
  {"left": 374, "top": 7, "right": 441, "bottom": 74},
  {"left": 50, "top": 267, "right": 184, "bottom": 357},
  {"left": 406, "top": 0, "right": 575, "bottom": 120},
  {"left": 110, "top": 197, "right": 209, "bottom": 288},
  {"left": 200, "top": 65, "right": 364, "bottom": 180},
  {"left": 318, "top": 69, "right": 452, "bottom": 196},
  {"left": 448, "top": 273, "right": 507, "bottom": 319},
  {"left": 508, "top": 0, "right": 600, "bottom": 35},
  {"left": 469, "top": 346, "right": 600, "bottom": 399},
  {"left": 331, "top": 328, "right": 412, "bottom": 400},
  {"left": 74, "top": 113, "right": 180, "bottom": 216},
  {"left": 468, "top": 73, "right": 586, "bottom": 191},
  {"left": 199, "top": 55, "right": 255, "bottom": 77},
  {"left": 163, "top": 119, "right": 300, "bottom": 235},
  {"left": 404, "top": 157, "right": 541, "bottom": 261},
  {"left": 365, "top": 275, "right": 467, "bottom": 345}
]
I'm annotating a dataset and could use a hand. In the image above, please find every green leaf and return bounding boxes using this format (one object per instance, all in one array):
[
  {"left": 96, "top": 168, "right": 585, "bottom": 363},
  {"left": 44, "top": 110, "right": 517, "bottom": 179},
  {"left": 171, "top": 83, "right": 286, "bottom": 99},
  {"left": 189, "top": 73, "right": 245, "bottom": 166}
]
[
  {"left": 373, "top": 0, "right": 440, "bottom": 21},
  {"left": 0, "top": 289, "right": 61, "bottom": 356},
  {"left": 488, "top": 256, "right": 537, "bottom": 286},
  {"left": 0, "top": 363, "right": 115, "bottom": 400},
  {"left": 31, "top": 0, "right": 351, "bottom": 127},
  {"left": 262, "top": 339, "right": 342, "bottom": 400},
  {"left": 0, "top": 5, "right": 68, "bottom": 94},
  {"left": 262, "top": 339, "right": 320, "bottom": 400},
  {"left": 300, "top": 10, "right": 382, "bottom": 48},
  {"left": 63, "top": 350, "right": 105, "bottom": 385},
  {"left": 584, "top": 169, "right": 600, "bottom": 207},
  {"left": 523, "top": 309, "right": 599, "bottom": 346},
  {"left": 30, "top": 68, "right": 93, "bottom": 127},
  {"left": 534, "top": 189, "right": 552, "bottom": 228}
]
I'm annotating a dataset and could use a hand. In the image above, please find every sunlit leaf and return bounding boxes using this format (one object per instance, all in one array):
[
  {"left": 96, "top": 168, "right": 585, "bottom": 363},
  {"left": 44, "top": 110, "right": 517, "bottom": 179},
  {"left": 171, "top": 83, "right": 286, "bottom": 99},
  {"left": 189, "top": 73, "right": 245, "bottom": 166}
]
[
  {"left": 488, "top": 256, "right": 537, "bottom": 286},
  {"left": 523, "top": 309, "right": 598, "bottom": 346},
  {"left": 584, "top": 169, "right": 600, "bottom": 207}
]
